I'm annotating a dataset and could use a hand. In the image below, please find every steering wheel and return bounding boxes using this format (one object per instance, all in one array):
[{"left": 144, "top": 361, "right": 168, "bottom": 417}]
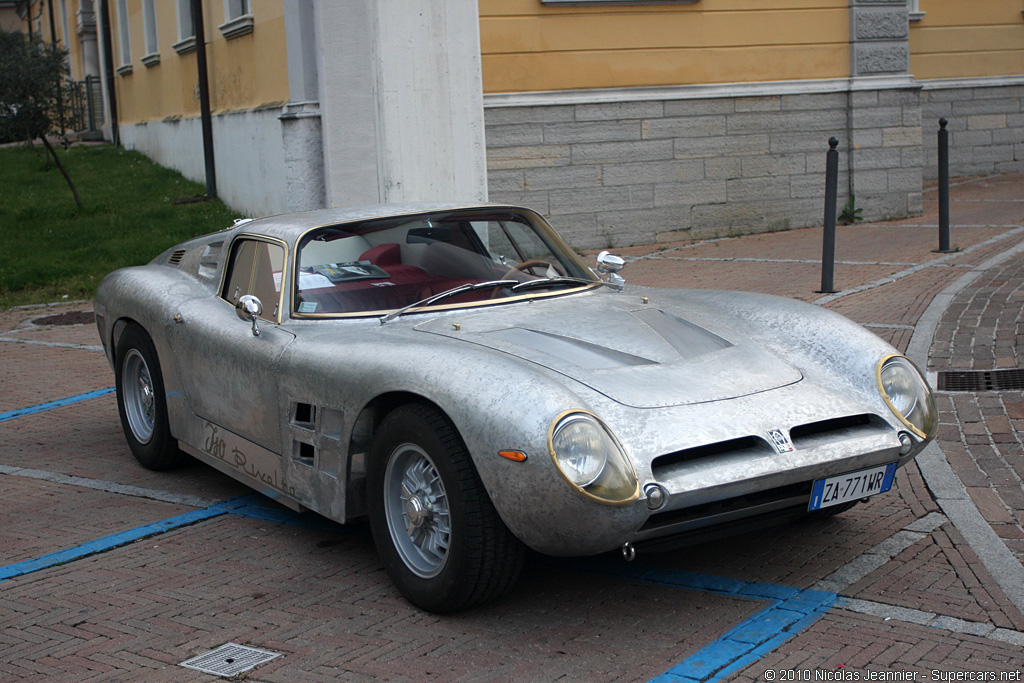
[
  {"left": 488, "top": 260, "right": 556, "bottom": 299},
  {"left": 500, "top": 259, "right": 553, "bottom": 280}
]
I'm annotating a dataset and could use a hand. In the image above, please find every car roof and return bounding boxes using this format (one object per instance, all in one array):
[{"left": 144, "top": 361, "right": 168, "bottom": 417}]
[{"left": 237, "top": 201, "right": 509, "bottom": 243}]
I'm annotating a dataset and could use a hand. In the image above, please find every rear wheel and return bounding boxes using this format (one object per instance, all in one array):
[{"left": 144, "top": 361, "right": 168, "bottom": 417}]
[
  {"left": 114, "top": 323, "right": 186, "bottom": 470},
  {"left": 367, "top": 403, "right": 525, "bottom": 612}
]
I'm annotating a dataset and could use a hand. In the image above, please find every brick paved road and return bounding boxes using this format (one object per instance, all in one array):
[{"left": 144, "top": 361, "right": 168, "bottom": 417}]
[{"left": 2, "top": 173, "right": 1024, "bottom": 681}]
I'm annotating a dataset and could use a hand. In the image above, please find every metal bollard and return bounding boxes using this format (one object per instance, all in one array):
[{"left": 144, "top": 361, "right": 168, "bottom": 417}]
[
  {"left": 934, "top": 118, "right": 954, "bottom": 253},
  {"left": 817, "top": 137, "right": 840, "bottom": 294}
]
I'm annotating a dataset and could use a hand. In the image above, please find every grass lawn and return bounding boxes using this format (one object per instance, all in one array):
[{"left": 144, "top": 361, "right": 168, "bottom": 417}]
[{"left": 0, "top": 143, "right": 240, "bottom": 309}]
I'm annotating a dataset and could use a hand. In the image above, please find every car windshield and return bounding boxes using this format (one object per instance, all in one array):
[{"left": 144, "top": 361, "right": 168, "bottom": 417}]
[{"left": 292, "top": 207, "right": 599, "bottom": 317}]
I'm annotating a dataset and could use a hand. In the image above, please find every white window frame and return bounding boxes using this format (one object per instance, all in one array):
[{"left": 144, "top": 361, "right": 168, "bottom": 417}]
[
  {"left": 141, "top": 0, "right": 160, "bottom": 66},
  {"left": 115, "top": 0, "right": 132, "bottom": 74},
  {"left": 909, "top": 0, "right": 924, "bottom": 22},
  {"left": 173, "top": 0, "right": 196, "bottom": 53},
  {"left": 219, "top": 0, "right": 253, "bottom": 40},
  {"left": 541, "top": 0, "right": 697, "bottom": 5}
]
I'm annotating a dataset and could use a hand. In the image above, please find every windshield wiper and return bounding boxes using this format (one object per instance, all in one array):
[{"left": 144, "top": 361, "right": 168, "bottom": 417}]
[
  {"left": 380, "top": 280, "right": 518, "bottom": 324},
  {"left": 511, "top": 276, "right": 604, "bottom": 292}
]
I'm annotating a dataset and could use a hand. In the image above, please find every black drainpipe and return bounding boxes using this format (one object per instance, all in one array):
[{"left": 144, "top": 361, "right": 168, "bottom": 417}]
[{"left": 190, "top": 0, "right": 217, "bottom": 198}]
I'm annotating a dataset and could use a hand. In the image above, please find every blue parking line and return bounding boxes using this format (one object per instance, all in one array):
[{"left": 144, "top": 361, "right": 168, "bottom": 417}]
[
  {"left": 0, "top": 496, "right": 256, "bottom": 582},
  {"left": 561, "top": 559, "right": 837, "bottom": 683},
  {"left": 0, "top": 387, "right": 116, "bottom": 423},
  {"left": 0, "top": 494, "right": 835, "bottom": 679}
]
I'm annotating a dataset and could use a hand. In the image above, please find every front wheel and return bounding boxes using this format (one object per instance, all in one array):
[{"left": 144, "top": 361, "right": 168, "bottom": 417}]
[
  {"left": 114, "top": 323, "right": 186, "bottom": 471},
  {"left": 367, "top": 403, "right": 525, "bottom": 612}
]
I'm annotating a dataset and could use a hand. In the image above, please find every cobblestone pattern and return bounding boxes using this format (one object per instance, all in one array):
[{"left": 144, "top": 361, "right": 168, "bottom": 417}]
[
  {"left": 732, "top": 610, "right": 1024, "bottom": 680},
  {"left": 0, "top": 514, "right": 761, "bottom": 682},
  {"left": 928, "top": 253, "right": 1024, "bottom": 564},
  {"left": 845, "top": 523, "right": 1024, "bottom": 631},
  {"left": 0, "top": 476, "right": 189, "bottom": 565}
]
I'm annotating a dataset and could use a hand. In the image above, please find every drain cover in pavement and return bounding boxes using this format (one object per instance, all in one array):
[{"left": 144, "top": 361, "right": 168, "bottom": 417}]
[
  {"left": 180, "top": 643, "right": 281, "bottom": 677},
  {"left": 937, "top": 369, "right": 1024, "bottom": 392}
]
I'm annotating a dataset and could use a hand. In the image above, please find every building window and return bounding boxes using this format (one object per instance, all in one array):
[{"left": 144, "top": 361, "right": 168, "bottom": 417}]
[
  {"left": 219, "top": 0, "right": 253, "bottom": 40},
  {"left": 173, "top": 0, "right": 196, "bottom": 54},
  {"left": 115, "top": 0, "right": 132, "bottom": 74},
  {"left": 141, "top": 0, "right": 160, "bottom": 66}
]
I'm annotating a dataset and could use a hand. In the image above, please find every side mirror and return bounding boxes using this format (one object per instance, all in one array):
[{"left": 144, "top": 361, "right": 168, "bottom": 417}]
[
  {"left": 235, "top": 294, "right": 263, "bottom": 336},
  {"left": 596, "top": 251, "right": 626, "bottom": 290}
]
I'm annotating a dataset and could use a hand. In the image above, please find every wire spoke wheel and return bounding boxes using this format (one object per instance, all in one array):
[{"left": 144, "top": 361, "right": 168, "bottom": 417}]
[
  {"left": 367, "top": 403, "right": 526, "bottom": 612},
  {"left": 121, "top": 348, "right": 156, "bottom": 444},
  {"left": 384, "top": 444, "right": 451, "bottom": 578},
  {"left": 114, "top": 323, "right": 186, "bottom": 471}
]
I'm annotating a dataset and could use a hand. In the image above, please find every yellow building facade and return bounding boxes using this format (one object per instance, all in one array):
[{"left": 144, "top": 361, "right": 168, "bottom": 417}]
[{"left": 18, "top": 0, "right": 1024, "bottom": 248}]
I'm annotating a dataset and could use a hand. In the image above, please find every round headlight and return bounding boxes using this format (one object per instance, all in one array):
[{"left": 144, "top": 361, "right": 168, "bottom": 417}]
[
  {"left": 550, "top": 414, "right": 610, "bottom": 486},
  {"left": 548, "top": 411, "right": 639, "bottom": 505},
  {"left": 877, "top": 355, "right": 937, "bottom": 439}
]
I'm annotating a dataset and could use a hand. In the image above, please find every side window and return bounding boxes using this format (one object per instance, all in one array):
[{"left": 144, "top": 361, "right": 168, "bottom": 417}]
[{"left": 221, "top": 238, "right": 285, "bottom": 321}]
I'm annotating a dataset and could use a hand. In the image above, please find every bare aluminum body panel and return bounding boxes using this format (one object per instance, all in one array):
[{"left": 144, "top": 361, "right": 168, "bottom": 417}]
[{"left": 94, "top": 203, "right": 933, "bottom": 557}]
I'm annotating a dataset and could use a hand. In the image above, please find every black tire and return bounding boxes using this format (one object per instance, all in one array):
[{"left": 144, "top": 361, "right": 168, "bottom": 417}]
[
  {"left": 367, "top": 403, "right": 526, "bottom": 613},
  {"left": 114, "top": 323, "right": 186, "bottom": 471}
]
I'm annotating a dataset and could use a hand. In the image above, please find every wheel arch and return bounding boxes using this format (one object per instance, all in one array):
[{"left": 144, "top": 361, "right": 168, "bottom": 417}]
[{"left": 346, "top": 391, "right": 458, "bottom": 519}]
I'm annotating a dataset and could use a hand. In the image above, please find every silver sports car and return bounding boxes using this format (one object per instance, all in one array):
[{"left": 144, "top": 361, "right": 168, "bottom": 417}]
[{"left": 94, "top": 203, "right": 937, "bottom": 612}]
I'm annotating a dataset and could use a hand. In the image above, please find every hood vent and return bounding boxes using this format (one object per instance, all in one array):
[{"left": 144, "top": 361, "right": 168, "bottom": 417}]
[{"left": 168, "top": 249, "right": 187, "bottom": 265}]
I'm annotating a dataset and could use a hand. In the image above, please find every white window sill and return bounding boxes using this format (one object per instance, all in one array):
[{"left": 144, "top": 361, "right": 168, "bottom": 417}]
[
  {"left": 542, "top": 0, "right": 697, "bottom": 4},
  {"left": 909, "top": 11, "right": 925, "bottom": 22},
  {"left": 116, "top": 63, "right": 133, "bottom": 75},
  {"left": 173, "top": 36, "right": 196, "bottom": 55},
  {"left": 219, "top": 14, "right": 253, "bottom": 40},
  {"left": 141, "top": 52, "right": 160, "bottom": 67}
]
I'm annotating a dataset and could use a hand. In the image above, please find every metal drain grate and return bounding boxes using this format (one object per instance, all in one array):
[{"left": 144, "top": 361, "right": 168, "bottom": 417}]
[
  {"left": 937, "top": 369, "right": 1024, "bottom": 392},
  {"left": 180, "top": 643, "right": 281, "bottom": 678}
]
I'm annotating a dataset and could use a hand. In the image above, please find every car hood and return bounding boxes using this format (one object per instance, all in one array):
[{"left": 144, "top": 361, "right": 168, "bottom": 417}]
[{"left": 414, "top": 292, "right": 802, "bottom": 408}]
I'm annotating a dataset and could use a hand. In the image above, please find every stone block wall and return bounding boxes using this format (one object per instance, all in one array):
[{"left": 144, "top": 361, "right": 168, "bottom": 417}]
[
  {"left": 485, "top": 83, "right": 923, "bottom": 250},
  {"left": 921, "top": 83, "right": 1024, "bottom": 181}
]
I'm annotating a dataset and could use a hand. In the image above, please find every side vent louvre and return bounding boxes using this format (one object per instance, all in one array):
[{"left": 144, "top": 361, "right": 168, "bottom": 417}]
[{"left": 168, "top": 249, "right": 187, "bottom": 265}]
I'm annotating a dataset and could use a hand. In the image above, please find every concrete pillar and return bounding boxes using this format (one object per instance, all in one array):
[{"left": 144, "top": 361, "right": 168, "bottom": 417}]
[
  {"left": 314, "top": 0, "right": 488, "bottom": 208},
  {"left": 76, "top": 0, "right": 100, "bottom": 77},
  {"left": 846, "top": 0, "right": 922, "bottom": 219},
  {"left": 280, "top": 0, "right": 324, "bottom": 212}
]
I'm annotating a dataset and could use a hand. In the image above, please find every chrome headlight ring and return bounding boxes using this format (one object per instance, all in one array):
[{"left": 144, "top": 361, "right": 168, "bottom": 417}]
[
  {"left": 548, "top": 410, "right": 640, "bottom": 506},
  {"left": 876, "top": 354, "right": 938, "bottom": 440}
]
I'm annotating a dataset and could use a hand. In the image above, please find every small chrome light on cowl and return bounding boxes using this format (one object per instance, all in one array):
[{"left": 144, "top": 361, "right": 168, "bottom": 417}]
[
  {"left": 644, "top": 483, "right": 667, "bottom": 510},
  {"left": 898, "top": 431, "right": 914, "bottom": 456}
]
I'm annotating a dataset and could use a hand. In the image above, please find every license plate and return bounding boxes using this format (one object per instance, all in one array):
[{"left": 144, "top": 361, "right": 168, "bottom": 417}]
[{"left": 808, "top": 463, "right": 897, "bottom": 511}]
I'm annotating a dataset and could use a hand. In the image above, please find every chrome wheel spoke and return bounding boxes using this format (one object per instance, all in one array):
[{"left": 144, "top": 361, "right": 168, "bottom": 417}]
[
  {"left": 122, "top": 349, "right": 156, "bottom": 445},
  {"left": 384, "top": 444, "right": 451, "bottom": 578}
]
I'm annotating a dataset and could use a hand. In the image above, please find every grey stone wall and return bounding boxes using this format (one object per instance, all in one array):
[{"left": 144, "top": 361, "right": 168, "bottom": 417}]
[
  {"left": 921, "top": 84, "right": 1024, "bottom": 180},
  {"left": 850, "top": 0, "right": 909, "bottom": 78},
  {"left": 485, "top": 85, "right": 923, "bottom": 249}
]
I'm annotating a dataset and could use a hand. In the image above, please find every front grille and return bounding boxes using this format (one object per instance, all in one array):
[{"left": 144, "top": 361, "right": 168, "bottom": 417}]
[
  {"left": 937, "top": 369, "right": 1024, "bottom": 392},
  {"left": 652, "top": 436, "right": 771, "bottom": 477}
]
